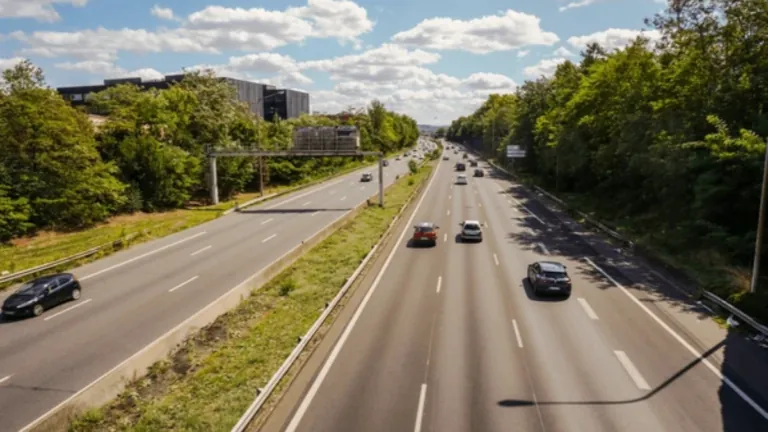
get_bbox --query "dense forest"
[447,0,768,315]
[0,62,419,242]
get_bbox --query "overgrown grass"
[68,163,433,432]
[1,153,402,282]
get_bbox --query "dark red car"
[412,222,439,246]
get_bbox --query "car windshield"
[15,281,47,295]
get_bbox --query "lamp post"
[749,138,768,293]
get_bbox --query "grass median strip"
[69,164,434,432]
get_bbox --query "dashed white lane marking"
[190,245,212,256]
[311,211,320,217]
[614,350,651,390]
[443,233,447,242]
[43,298,93,321]
[80,231,207,281]
[446,210,450,216]
[168,276,199,293]
[261,218,274,225]
[586,257,768,419]
[512,319,524,348]
[414,384,428,432]
[302,201,311,207]
[493,253,499,266]
[436,276,442,293]
[340,196,347,201]
[0,375,11,385]
[262,234,277,243]
[577,298,599,320]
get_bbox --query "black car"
[470,160,478,167]
[2,273,82,318]
[361,173,374,182]
[455,162,466,171]
[527,261,572,297]
[474,169,484,177]
[382,160,390,167]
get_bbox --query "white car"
[459,220,483,242]
[455,174,468,185]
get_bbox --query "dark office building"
[263,89,311,121]
[57,75,309,120]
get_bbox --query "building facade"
[57,75,310,120]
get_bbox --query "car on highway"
[412,222,440,246]
[2,273,82,318]
[458,220,483,242]
[463,153,469,159]
[361,172,373,182]
[382,160,389,167]
[474,168,484,177]
[396,156,402,160]
[455,162,466,171]
[527,261,572,297]
[455,174,468,185]
[443,156,450,160]
[470,160,478,167]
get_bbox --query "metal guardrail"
[485,159,768,336]
[0,233,139,285]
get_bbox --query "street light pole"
[749,138,768,293]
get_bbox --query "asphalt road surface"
[0,142,430,431]
[261,143,768,432]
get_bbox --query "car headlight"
[17,298,40,309]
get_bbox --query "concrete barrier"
[24,164,430,432]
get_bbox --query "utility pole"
[378,153,384,207]
[259,156,264,196]
[750,138,768,293]
[209,155,219,205]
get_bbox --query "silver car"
[459,220,483,242]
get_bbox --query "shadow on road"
[521,277,569,302]
[406,239,437,248]
[239,208,351,215]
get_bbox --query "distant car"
[527,261,572,297]
[412,222,439,246]
[455,174,468,185]
[463,153,469,159]
[2,273,82,318]
[455,162,466,171]
[361,173,373,182]
[470,160,478,167]
[474,169,484,177]
[443,156,450,160]
[396,156,402,160]
[459,220,483,242]
[382,160,389,167]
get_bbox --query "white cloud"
[54,60,163,80]
[517,50,530,58]
[567,28,662,52]
[0,57,26,70]
[559,0,597,12]
[523,57,568,78]
[187,52,313,88]
[150,5,177,21]
[553,46,575,57]
[0,0,88,22]
[11,0,374,60]
[391,10,559,54]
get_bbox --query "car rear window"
[543,271,567,278]
[416,226,434,232]
[464,223,480,230]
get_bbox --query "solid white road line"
[262,234,277,243]
[340,196,347,201]
[285,156,442,432]
[302,201,311,207]
[577,298,599,320]
[80,231,207,281]
[0,375,10,385]
[493,253,499,266]
[524,206,545,224]
[443,233,447,243]
[512,319,524,348]
[585,257,768,419]
[614,350,651,391]
[190,245,212,256]
[537,243,550,255]
[311,211,320,217]
[168,276,199,293]
[261,218,274,225]
[43,298,93,321]
[414,383,428,432]
[436,276,442,293]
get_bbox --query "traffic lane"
[424,177,542,432]
[475,177,673,432]
[0,167,408,430]
[284,160,449,432]
[476,173,768,431]
[482,166,768,429]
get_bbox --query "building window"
[71,93,83,101]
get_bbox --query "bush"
[408,160,419,174]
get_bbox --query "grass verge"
[68,162,434,432]
[0,152,405,287]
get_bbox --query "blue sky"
[0,0,665,124]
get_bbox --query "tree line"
[0,62,419,242]
[447,0,768,311]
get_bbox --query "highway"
[261,143,768,432]
[0,141,430,431]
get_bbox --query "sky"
[0,0,666,124]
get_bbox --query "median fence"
[484,159,768,339]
